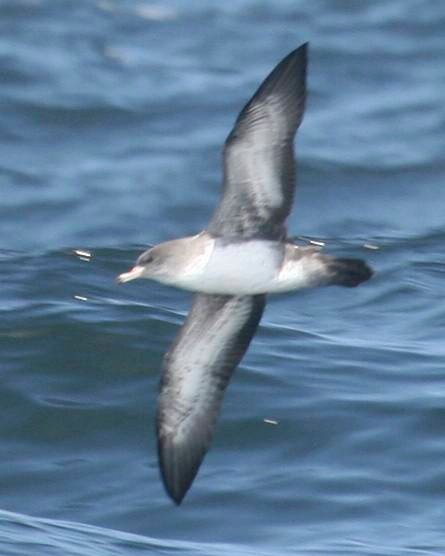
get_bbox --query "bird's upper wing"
[207,43,307,241]
[157,293,266,504]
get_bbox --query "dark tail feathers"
[328,258,373,287]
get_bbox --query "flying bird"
[118,43,373,504]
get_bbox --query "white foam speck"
[135,5,177,21]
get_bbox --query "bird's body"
[118,231,370,295]
[118,43,373,504]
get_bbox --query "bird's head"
[117,234,211,287]
[117,245,170,284]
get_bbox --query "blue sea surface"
[1,1,445,554]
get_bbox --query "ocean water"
[1,0,445,554]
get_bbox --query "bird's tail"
[326,257,373,287]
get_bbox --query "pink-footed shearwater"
[118,43,373,504]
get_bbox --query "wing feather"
[157,293,266,504]
[208,43,307,240]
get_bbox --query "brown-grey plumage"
[208,43,307,241]
[157,294,265,504]
[147,43,372,504]
[157,45,308,504]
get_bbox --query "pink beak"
[117,265,144,284]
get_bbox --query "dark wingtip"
[166,482,186,506]
[294,41,308,58]
[157,438,190,505]
[158,469,187,506]
[285,42,308,70]
[157,429,207,505]
[329,258,374,287]
[159,466,187,505]
[276,41,308,79]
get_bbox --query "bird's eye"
[137,253,153,265]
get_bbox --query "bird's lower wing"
[157,293,266,504]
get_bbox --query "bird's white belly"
[178,240,283,295]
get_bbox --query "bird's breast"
[180,238,284,295]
